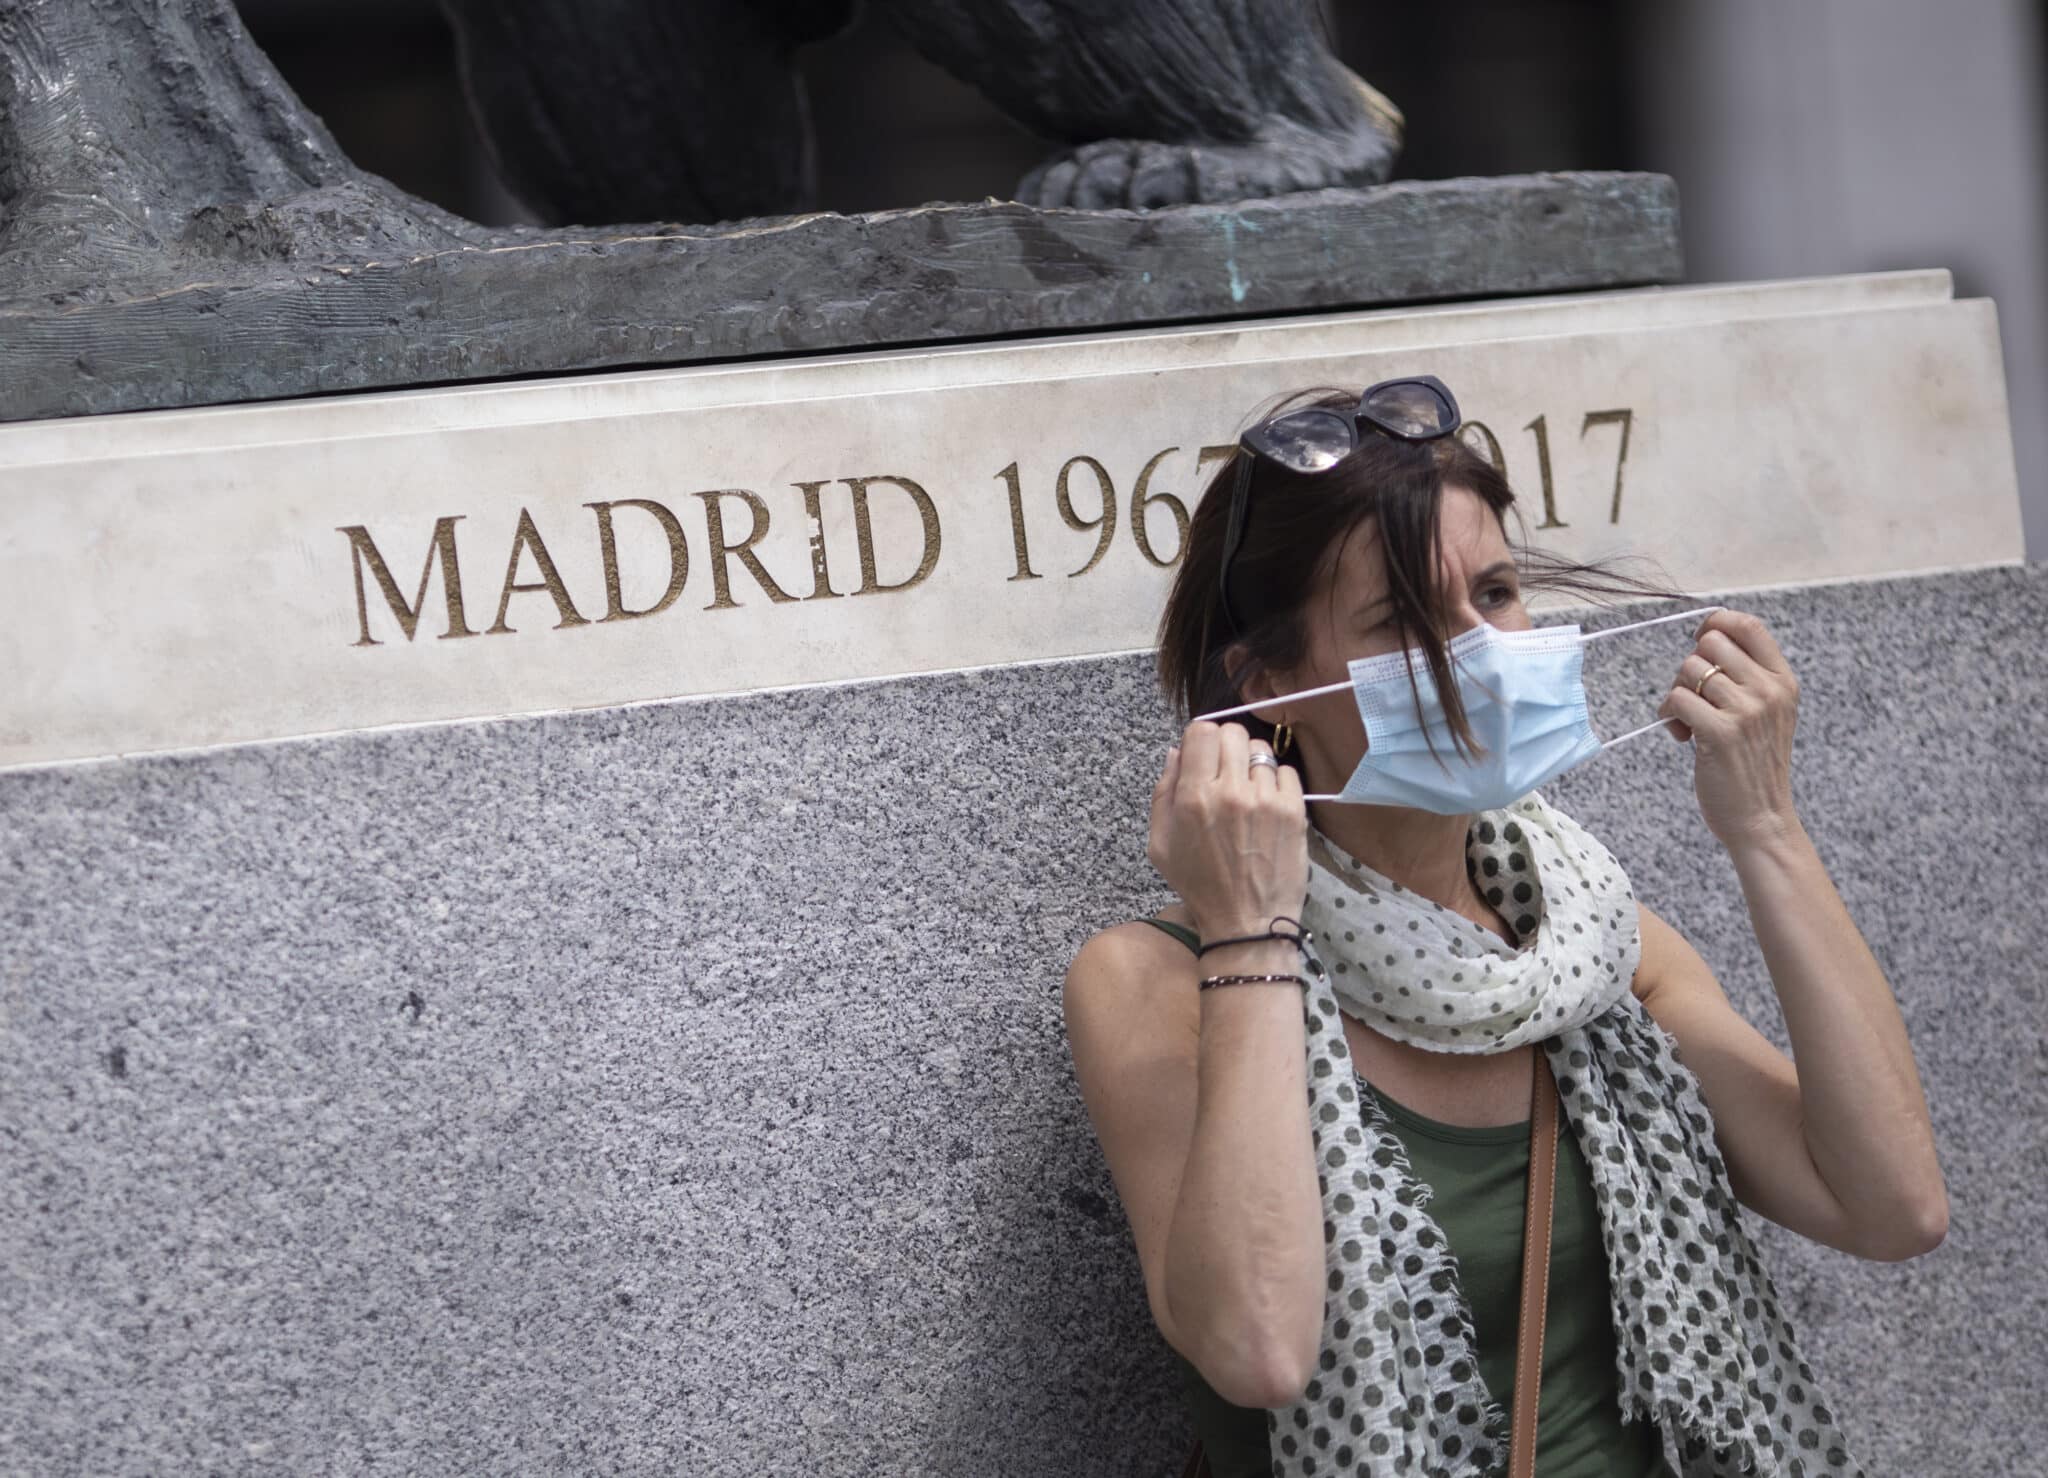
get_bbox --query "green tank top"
[1137,917,1676,1478]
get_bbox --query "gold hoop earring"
[1272,721,1293,758]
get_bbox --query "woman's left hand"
[1657,608,1802,850]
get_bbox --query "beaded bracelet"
[1197,971,1309,992]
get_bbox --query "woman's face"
[1261,482,1532,767]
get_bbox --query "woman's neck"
[1308,800,1487,915]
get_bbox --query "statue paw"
[1013,116,1398,211]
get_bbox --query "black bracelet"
[1196,915,1312,958]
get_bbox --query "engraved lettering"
[844,475,941,596]
[487,507,592,634]
[994,461,1041,582]
[694,489,798,609]
[795,481,845,600]
[585,499,688,623]
[1056,455,1117,576]
[1130,446,1191,568]
[1522,413,1566,529]
[1580,409,1634,524]
[337,516,477,646]
[1458,421,1507,476]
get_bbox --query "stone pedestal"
[0,268,2035,1476]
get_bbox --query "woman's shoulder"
[1063,905,1204,1045]
[1064,902,1201,987]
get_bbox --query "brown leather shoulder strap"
[1508,1045,1561,1478]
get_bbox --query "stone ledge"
[5,272,2022,770]
[0,171,1680,423]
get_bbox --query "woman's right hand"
[1147,720,1309,940]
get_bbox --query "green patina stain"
[1219,213,1264,305]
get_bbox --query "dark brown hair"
[1156,386,1694,781]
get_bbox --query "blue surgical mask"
[1195,605,1724,813]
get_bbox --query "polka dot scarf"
[1267,788,1868,1478]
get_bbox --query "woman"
[1061,379,1948,1478]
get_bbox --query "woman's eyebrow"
[1353,562,1517,619]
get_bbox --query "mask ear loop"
[1191,683,1363,802]
[1193,677,1355,725]
[1578,605,1726,748]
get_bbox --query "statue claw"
[1014,113,1400,212]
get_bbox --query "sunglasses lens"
[1362,381,1456,437]
[1251,408,1356,472]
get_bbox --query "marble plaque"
[0,270,2022,769]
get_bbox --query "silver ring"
[1248,752,1280,773]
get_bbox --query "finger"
[1215,721,1251,792]
[1701,608,1792,676]
[1663,681,1724,733]
[1691,628,1766,691]
[1654,690,1695,743]
[1246,737,1278,789]
[1180,720,1221,788]
[1149,742,1182,852]
[1274,756,1306,809]
[1695,605,1794,679]
[1681,651,1748,709]
[1151,741,1182,809]
[1691,606,1727,640]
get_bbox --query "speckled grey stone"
[1,562,2040,1475]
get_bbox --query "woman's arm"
[1076,719,1326,1407]
[1064,924,1326,1407]
[1635,882,1946,1262]
[1727,819,1948,1249]
[1166,934,1327,1403]
[1650,608,1948,1260]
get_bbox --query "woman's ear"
[1218,642,1252,705]
[1222,643,1282,708]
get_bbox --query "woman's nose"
[1444,601,1492,640]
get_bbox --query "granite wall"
[2,562,2040,1475]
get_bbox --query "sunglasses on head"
[1216,375,1463,641]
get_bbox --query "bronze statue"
[436,0,1404,224]
[0,0,1674,422]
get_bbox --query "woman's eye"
[1488,585,1517,605]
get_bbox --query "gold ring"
[1692,662,1726,698]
